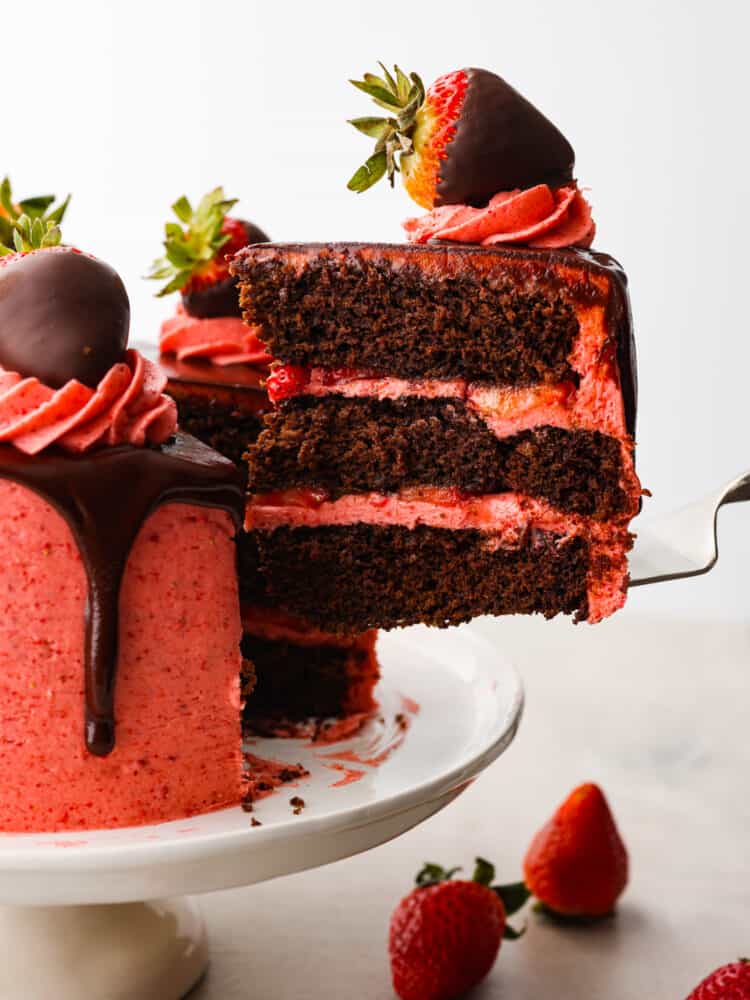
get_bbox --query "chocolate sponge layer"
[235,248,579,384]
[243,523,590,631]
[241,636,376,723]
[247,396,630,519]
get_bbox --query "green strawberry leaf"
[348,116,392,139]
[493,881,531,917]
[378,62,398,94]
[147,185,238,296]
[18,194,55,217]
[415,863,462,888]
[472,857,496,887]
[394,65,411,103]
[347,64,427,194]
[171,196,193,223]
[0,179,69,250]
[349,79,402,111]
[347,151,388,193]
[0,178,14,215]
[45,193,71,226]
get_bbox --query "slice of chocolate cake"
[232,241,641,628]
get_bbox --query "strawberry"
[685,958,750,999]
[347,64,574,209]
[148,187,269,318]
[0,176,69,255]
[389,858,528,1000]
[523,782,628,919]
[265,364,310,403]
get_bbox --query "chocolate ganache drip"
[0,433,243,756]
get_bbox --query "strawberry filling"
[403,183,595,248]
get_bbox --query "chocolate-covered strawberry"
[0,176,70,252]
[347,64,574,208]
[0,212,129,387]
[148,187,268,318]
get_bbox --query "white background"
[4,4,749,996]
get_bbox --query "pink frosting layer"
[0,349,177,456]
[247,490,632,624]
[403,184,595,248]
[0,485,243,831]
[160,305,272,367]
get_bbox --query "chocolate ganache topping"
[0,248,243,756]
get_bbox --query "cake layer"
[169,383,266,485]
[248,396,632,519]
[246,488,632,624]
[241,619,379,724]
[231,243,636,435]
[244,523,595,630]
[0,484,242,832]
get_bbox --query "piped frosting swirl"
[0,349,177,455]
[404,183,594,248]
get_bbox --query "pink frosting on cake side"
[0,482,243,832]
[403,184,595,248]
[160,306,272,367]
[0,349,177,456]
[247,489,632,624]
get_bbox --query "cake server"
[629,469,750,586]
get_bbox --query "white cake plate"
[0,625,522,1000]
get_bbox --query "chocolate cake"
[232,241,641,628]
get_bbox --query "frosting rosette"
[403,183,594,248]
[160,304,271,367]
[0,349,177,455]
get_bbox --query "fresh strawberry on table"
[347,63,573,208]
[147,186,269,317]
[523,782,628,920]
[388,857,529,1000]
[684,958,750,1000]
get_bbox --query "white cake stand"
[0,624,522,1000]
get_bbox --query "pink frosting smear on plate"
[0,349,176,455]
[160,305,272,367]
[403,183,595,248]
[0,487,243,831]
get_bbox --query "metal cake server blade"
[629,469,750,586]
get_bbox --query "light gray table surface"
[193,526,750,999]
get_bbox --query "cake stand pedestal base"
[0,898,208,1000]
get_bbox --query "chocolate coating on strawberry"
[181,219,269,318]
[435,69,574,207]
[0,247,129,388]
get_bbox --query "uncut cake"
[148,189,380,729]
[232,65,642,631]
[0,222,245,832]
